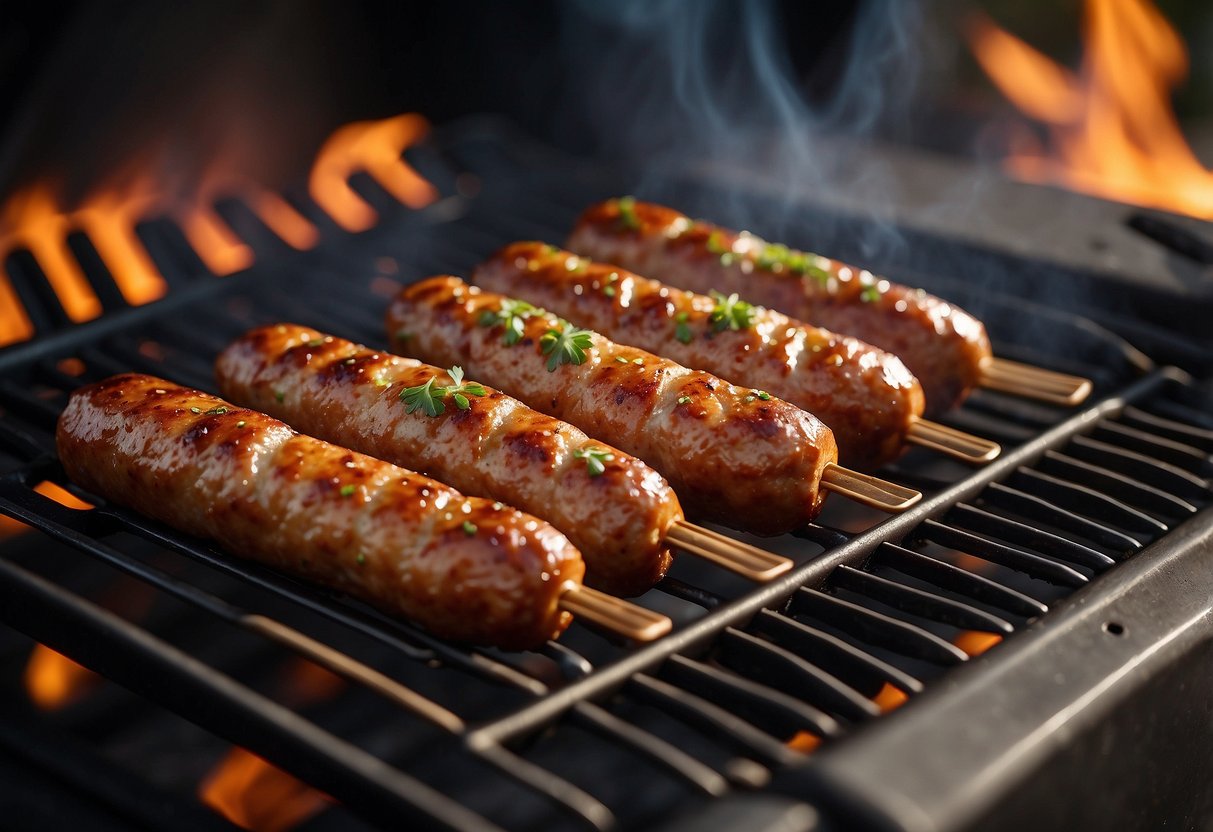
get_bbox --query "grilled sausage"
[216,324,680,596]
[567,199,993,415]
[475,242,925,469]
[56,373,584,649]
[386,277,838,535]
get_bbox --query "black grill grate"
[0,121,1210,830]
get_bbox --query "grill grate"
[0,121,1210,830]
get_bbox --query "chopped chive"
[461,520,477,536]
[340,484,356,497]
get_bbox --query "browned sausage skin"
[216,324,680,596]
[475,242,925,469]
[567,199,993,415]
[56,373,583,649]
[386,276,838,535]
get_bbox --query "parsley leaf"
[573,446,615,477]
[478,298,539,345]
[674,311,693,344]
[617,196,640,231]
[400,376,444,417]
[399,366,487,417]
[540,324,594,372]
[708,291,755,333]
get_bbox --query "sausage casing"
[216,324,680,596]
[56,374,584,649]
[475,242,925,469]
[387,276,838,535]
[567,199,993,414]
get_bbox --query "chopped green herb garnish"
[632,358,643,366]
[274,390,285,403]
[540,325,594,372]
[573,446,615,477]
[745,395,756,403]
[340,484,356,497]
[674,311,693,344]
[603,285,616,298]
[307,337,324,347]
[461,520,478,536]
[189,406,201,414]
[399,366,487,417]
[706,231,729,255]
[478,298,540,346]
[373,376,391,387]
[708,291,755,333]
[602,272,619,298]
[399,377,442,417]
[356,552,366,565]
[617,196,640,231]
[860,283,883,303]
[805,264,832,286]
[615,356,629,364]
[205,406,228,415]
[566,256,589,273]
[755,390,772,401]
[343,357,356,365]
[236,420,246,428]
[677,395,691,405]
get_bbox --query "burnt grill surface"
[0,120,1210,831]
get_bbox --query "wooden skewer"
[559,584,672,642]
[979,357,1092,406]
[906,417,1001,464]
[665,520,794,582]
[821,464,922,512]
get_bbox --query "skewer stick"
[559,585,672,642]
[666,520,794,581]
[821,464,922,512]
[979,357,1092,406]
[906,417,1001,464]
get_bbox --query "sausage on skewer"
[568,199,1091,414]
[57,374,670,649]
[386,277,919,536]
[474,242,999,469]
[217,325,792,595]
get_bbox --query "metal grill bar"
[1065,434,1211,501]
[0,555,503,832]
[789,590,968,666]
[980,483,1142,553]
[945,504,1114,571]
[918,520,1091,586]
[748,610,924,696]
[870,543,1046,619]
[717,629,880,722]
[831,565,1014,635]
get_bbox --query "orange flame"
[24,644,99,710]
[1,480,94,539]
[954,630,1003,657]
[309,112,439,232]
[199,748,333,832]
[969,0,1213,218]
[0,112,435,348]
[200,659,343,830]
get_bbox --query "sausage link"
[387,277,838,535]
[216,324,679,596]
[475,242,925,469]
[56,373,583,649]
[567,199,993,415]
